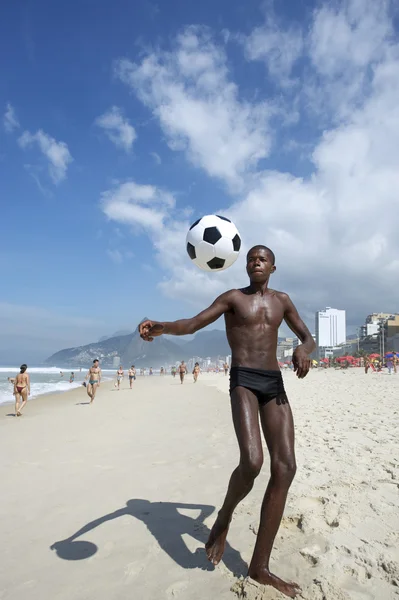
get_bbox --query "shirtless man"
[14,364,30,416]
[223,362,229,376]
[139,246,315,598]
[128,365,136,389]
[178,361,187,384]
[85,359,101,403]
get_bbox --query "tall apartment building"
[315,308,346,348]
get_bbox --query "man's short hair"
[93,359,99,363]
[247,245,275,265]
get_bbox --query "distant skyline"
[1,0,399,362]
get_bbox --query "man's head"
[246,245,276,283]
[93,359,99,366]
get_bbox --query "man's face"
[246,248,275,282]
[94,361,99,367]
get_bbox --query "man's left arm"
[282,293,316,379]
[98,369,102,385]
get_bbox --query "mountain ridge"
[45,324,231,368]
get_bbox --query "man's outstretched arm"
[282,293,315,378]
[139,291,233,340]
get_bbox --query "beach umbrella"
[385,353,395,358]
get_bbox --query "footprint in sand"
[165,580,189,598]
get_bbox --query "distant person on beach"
[116,366,124,390]
[160,367,164,375]
[393,352,398,374]
[223,362,229,376]
[171,366,176,378]
[69,372,75,383]
[139,245,314,598]
[193,362,200,382]
[8,377,15,385]
[60,371,64,377]
[364,356,370,374]
[85,359,101,403]
[178,361,187,384]
[128,365,136,388]
[149,367,153,376]
[14,364,30,417]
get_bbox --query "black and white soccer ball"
[186,215,241,272]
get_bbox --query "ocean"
[0,366,114,406]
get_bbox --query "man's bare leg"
[248,396,299,598]
[206,388,263,565]
[87,384,93,403]
[90,384,98,403]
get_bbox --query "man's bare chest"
[229,293,284,326]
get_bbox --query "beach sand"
[0,370,398,600]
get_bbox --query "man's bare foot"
[248,568,301,598]
[205,514,230,565]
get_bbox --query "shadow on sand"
[50,499,247,576]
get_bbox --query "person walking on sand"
[69,372,75,383]
[85,359,101,403]
[128,365,136,388]
[116,366,124,390]
[178,361,187,384]
[14,364,30,416]
[223,362,229,376]
[171,366,177,378]
[139,245,315,598]
[364,355,370,374]
[193,362,200,382]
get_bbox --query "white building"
[315,308,346,348]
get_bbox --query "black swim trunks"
[229,367,288,405]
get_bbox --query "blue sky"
[1,0,399,363]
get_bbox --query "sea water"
[0,367,114,406]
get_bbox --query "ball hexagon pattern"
[186,215,241,271]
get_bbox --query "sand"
[0,369,398,600]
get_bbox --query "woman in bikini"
[14,364,30,416]
[116,366,124,390]
[193,362,201,383]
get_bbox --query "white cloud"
[115,26,274,188]
[18,129,73,184]
[101,180,175,233]
[150,151,162,165]
[106,1,399,328]
[95,106,136,152]
[241,12,303,83]
[4,103,20,133]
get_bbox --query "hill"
[45,324,230,367]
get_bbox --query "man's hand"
[292,346,311,379]
[139,320,164,342]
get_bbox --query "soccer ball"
[186,215,241,272]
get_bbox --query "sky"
[1,0,399,363]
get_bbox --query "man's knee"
[240,451,263,481]
[270,456,297,485]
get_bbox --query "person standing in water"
[14,364,30,416]
[85,359,101,403]
[139,245,314,598]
